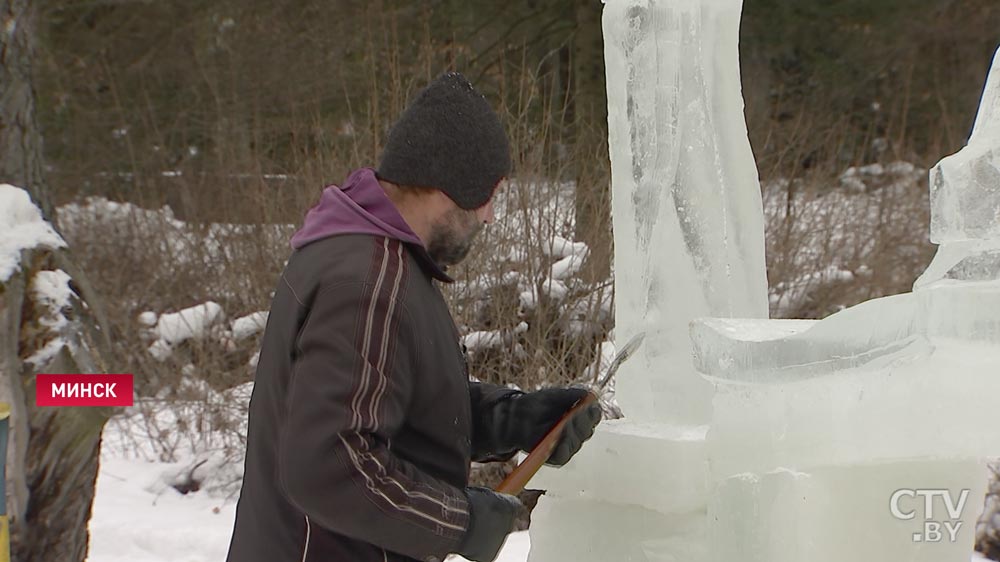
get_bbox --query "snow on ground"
[87,418,531,562]
[152,302,225,346]
[230,311,268,341]
[87,455,238,562]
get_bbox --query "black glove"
[508,387,602,466]
[457,487,522,562]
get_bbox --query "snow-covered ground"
[86,421,531,562]
[87,455,238,562]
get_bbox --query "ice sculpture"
[529,0,1000,559]
[605,0,769,424]
[930,47,1000,244]
[528,0,767,559]
[918,47,1000,296]
[694,45,1000,562]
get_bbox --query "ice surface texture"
[528,496,707,562]
[531,420,709,515]
[711,461,987,562]
[604,0,768,424]
[930,46,1000,243]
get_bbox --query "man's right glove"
[457,487,522,562]
[474,387,601,466]
[508,387,602,466]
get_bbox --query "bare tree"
[571,0,611,279]
[1,1,113,560]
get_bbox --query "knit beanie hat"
[376,72,511,210]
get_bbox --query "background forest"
[29,0,1000,388]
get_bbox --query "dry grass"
[764,160,935,319]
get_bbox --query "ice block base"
[709,459,989,562]
[531,420,709,515]
[528,496,707,562]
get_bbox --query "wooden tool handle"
[495,392,598,495]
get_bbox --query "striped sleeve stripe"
[349,238,395,430]
[350,433,465,514]
[370,241,405,431]
[352,238,403,431]
[339,433,466,533]
[341,238,467,534]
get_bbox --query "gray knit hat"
[376,72,511,210]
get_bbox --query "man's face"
[425,206,483,266]
[425,195,495,266]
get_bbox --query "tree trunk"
[1,2,113,560]
[1,0,54,221]
[0,245,113,562]
[571,0,611,280]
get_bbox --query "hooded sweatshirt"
[289,167,452,282]
[226,168,515,562]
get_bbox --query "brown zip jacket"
[226,232,517,562]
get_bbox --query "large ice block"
[695,308,1000,560]
[710,461,988,562]
[528,1,765,558]
[917,281,1000,343]
[531,420,709,515]
[930,46,1000,243]
[914,240,1000,289]
[691,293,926,382]
[604,0,768,424]
[704,337,1000,477]
[528,496,707,562]
[694,74,1000,552]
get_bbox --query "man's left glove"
[487,387,602,466]
[457,487,522,562]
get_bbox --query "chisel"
[496,332,646,495]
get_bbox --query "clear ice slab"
[528,497,707,562]
[604,0,769,424]
[531,421,708,515]
[528,0,767,558]
[703,336,1000,477]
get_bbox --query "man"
[226,72,602,562]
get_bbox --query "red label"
[35,374,134,407]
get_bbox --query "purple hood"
[290,168,452,282]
